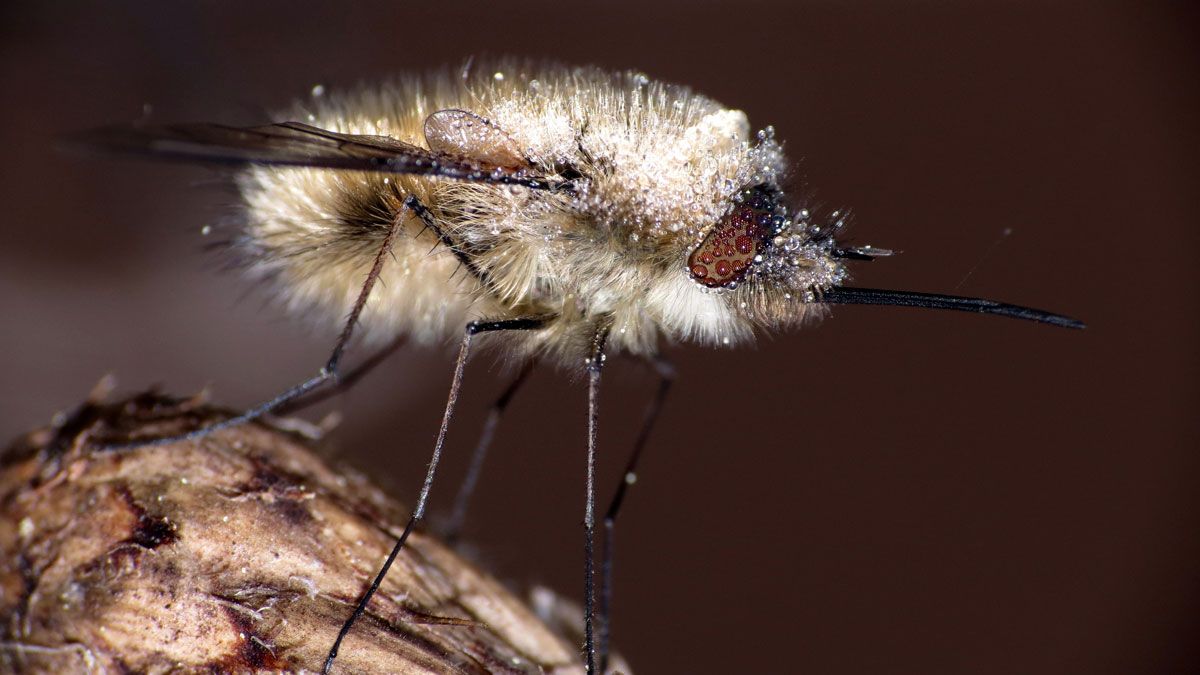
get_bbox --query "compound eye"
[687,203,766,288]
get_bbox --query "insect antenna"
[819,287,1085,329]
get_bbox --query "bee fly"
[72,59,1083,674]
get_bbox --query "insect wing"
[70,121,557,189]
[423,109,531,169]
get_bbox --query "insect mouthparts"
[61,60,1083,675]
[819,286,1086,329]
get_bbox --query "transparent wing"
[69,121,560,190]
[423,109,530,169]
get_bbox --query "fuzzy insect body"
[72,59,1082,675]
[236,62,845,365]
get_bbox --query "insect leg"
[323,316,548,674]
[101,199,416,450]
[583,323,612,675]
[276,335,407,414]
[598,355,676,673]
[444,360,536,544]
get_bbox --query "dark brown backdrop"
[1,2,1196,673]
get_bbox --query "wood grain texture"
[0,391,623,674]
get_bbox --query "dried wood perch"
[0,390,628,674]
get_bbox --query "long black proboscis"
[820,286,1085,329]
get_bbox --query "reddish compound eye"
[688,202,768,288]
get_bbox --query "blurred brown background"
[1,2,1196,673]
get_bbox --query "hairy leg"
[102,197,428,450]
[322,317,548,674]
[582,324,612,675]
[444,360,535,544]
[276,336,407,415]
[598,355,676,672]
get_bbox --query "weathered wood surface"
[0,391,620,674]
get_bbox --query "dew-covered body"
[74,59,1081,675]
[237,61,847,365]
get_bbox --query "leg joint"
[585,357,605,375]
[651,355,677,381]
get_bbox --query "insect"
[73,59,1083,674]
